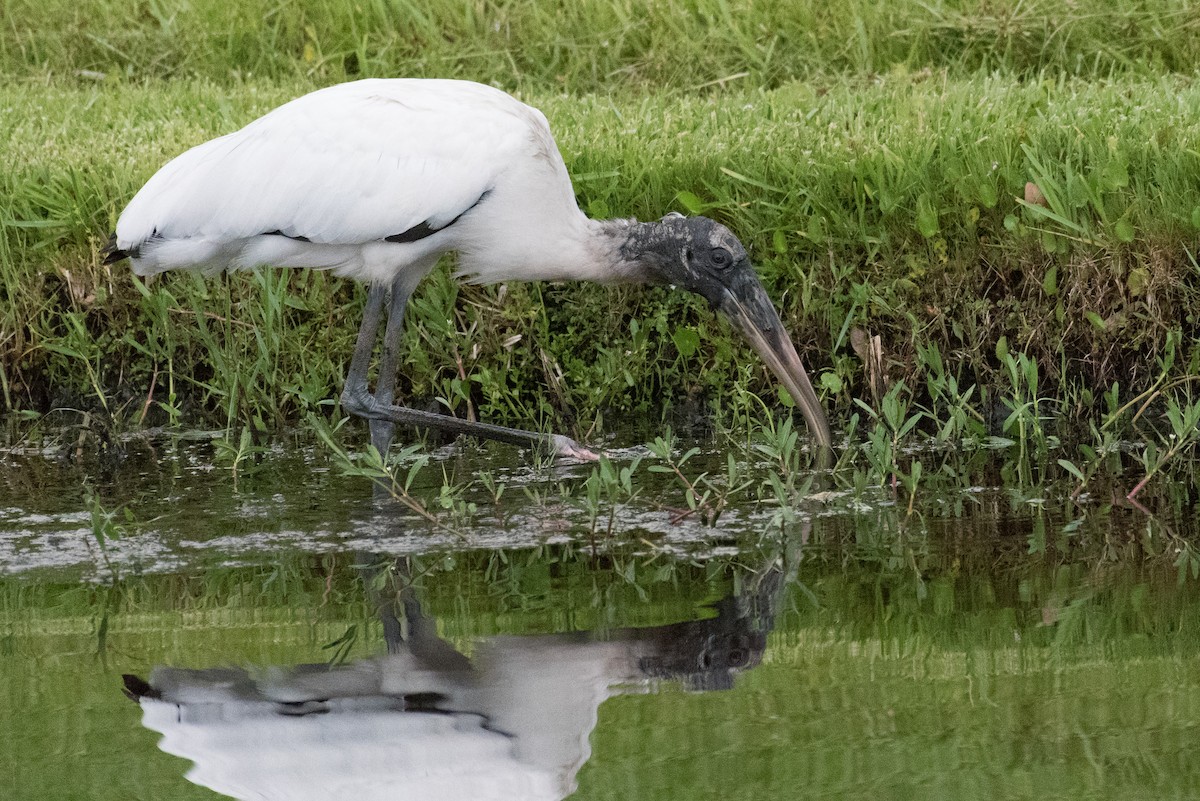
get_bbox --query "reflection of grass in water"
[4,548,1200,800]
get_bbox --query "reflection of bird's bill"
[719,287,833,452]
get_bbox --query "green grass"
[4,0,1200,88]
[2,74,1199,442]
[2,0,1199,456]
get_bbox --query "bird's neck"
[455,216,662,286]
[454,212,649,286]
[584,218,666,285]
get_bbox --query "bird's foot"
[344,388,600,460]
[550,434,600,462]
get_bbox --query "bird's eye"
[710,247,732,269]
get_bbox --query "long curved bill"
[717,278,833,454]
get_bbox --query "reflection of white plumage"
[123,569,778,801]
[130,639,634,801]
[107,79,831,458]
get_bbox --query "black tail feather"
[101,233,128,265]
[121,673,160,702]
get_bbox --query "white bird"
[104,79,832,459]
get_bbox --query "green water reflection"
[1,438,1199,800]
[3,540,1200,799]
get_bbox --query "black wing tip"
[384,189,491,244]
[101,233,129,265]
[265,229,313,243]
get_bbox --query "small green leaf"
[1101,160,1129,190]
[772,229,788,255]
[671,326,700,358]
[1114,218,1135,243]
[587,198,611,219]
[976,181,998,208]
[1042,264,1058,296]
[1040,230,1059,253]
[916,193,940,238]
[676,191,704,214]
[805,215,826,244]
[995,335,1009,365]
[819,372,843,393]
[1056,458,1086,482]
[1126,266,1149,296]
[1085,311,1108,331]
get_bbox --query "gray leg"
[340,274,599,461]
[344,283,387,394]
[358,553,472,671]
[368,276,412,454]
[341,283,392,454]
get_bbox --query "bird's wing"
[115,80,547,251]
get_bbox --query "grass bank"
[4,0,1200,88]
[2,73,1199,443]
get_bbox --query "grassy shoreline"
[2,74,1198,440]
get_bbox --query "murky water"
[2,431,1199,800]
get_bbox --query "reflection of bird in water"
[103,79,832,460]
[122,551,794,801]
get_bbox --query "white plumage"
[116,79,613,287]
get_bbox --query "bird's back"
[113,79,592,286]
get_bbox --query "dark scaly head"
[620,213,832,451]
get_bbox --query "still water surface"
[1,433,1198,800]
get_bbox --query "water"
[2,431,1199,800]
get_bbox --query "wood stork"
[104,79,832,459]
